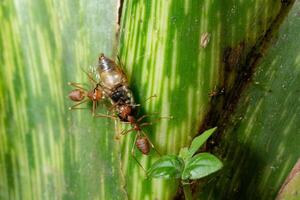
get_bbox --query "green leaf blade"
[0,0,126,199]
[182,153,223,180]
[187,127,217,159]
[147,155,184,179]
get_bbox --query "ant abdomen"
[98,54,127,91]
[136,136,150,155]
[98,53,117,71]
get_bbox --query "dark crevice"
[113,0,125,57]
[174,1,295,199]
[117,0,124,26]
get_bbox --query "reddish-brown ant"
[116,101,174,171]
[208,86,225,97]
[68,72,116,119]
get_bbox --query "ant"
[208,86,225,97]
[68,72,116,119]
[116,100,169,171]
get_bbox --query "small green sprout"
[147,127,223,199]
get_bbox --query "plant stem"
[182,183,193,200]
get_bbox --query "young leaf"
[179,147,190,160]
[187,127,217,159]
[147,155,184,179]
[182,153,223,180]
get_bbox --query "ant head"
[133,123,141,131]
[68,89,85,101]
[118,104,135,121]
[99,53,105,61]
[87,88,103,101]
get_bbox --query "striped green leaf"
[0,0,126,199]
[118,0,288,199]
[1,0,298,199]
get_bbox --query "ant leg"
[137,113,160,122]
[131,134,146,172]
[91,97,116,120]
[138,115,173,128]
[143,94,157,103]
[119,121,131,125]
[139,122,153,127]
[140,130,161,156]
[108,101,119,112]
[139,115,173,124]
[134,95,156,113]
[69,99,89,110]
[68,82,86,90]
[93,113,117,120]
[137,110,173,123]
[92,101,98,115]
[137,115,148,123]
[120,128,135,135]
[82,70,98,84]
